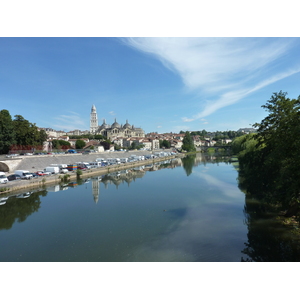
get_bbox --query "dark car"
[29,173,39,178]
[7,174,22,181]
[77,166,87,170]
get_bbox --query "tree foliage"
[75,139,86,149]
[0,110,47,154]
[160,139,171,149]
[237,91,300,210]
[0,110,16,154]
[52,139,71,149]
[181,132,196,152]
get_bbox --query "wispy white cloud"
[123,37,300,120]
[53,112,87,131]
[109,111,115,116]
[182,117,194,122]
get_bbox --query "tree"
[13,115,46,148]
[237,91,300,210]
[100,141,111,150]
[130,142,137,150]
[181,132,196,152]
[0,110,16,154]
[37,129,48,145]
[52,139,71,149]
[75,139,86,149]
[160,139,171,148]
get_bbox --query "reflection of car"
[7,174,22,181]
[0,197,8,205]
[16,192,32,198]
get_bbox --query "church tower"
[90,104,98,133]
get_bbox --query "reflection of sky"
[127,164,247,262]
[194,171,242,199]
[0,161,248,262]
[127,203,247,262]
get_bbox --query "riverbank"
[0,153,185,196]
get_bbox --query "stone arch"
[0,162,9,172]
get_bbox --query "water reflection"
[0,190,47,230]
[5,154,296,261]
[241,195,300,262]
[181,154,196,176]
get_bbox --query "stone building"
[89,105,145,139]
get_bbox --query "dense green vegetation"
[75,139,86,149]
[233,91,300,213]
[0,110,47,154]
[159,139,171,149]
[182,129,245,140]
[181,131,196,152]
[69,134,104,140]
[51,139,71,149]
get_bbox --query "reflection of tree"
[241,194,300,262]
[181,154,196,176]
[0,190,47,230]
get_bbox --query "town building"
[89,105,145,139]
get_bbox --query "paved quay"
[6,150,162,174]
[0,150,181,195]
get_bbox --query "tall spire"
[90,104,98,133]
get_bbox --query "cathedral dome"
[99,119,109,129]
[111,118,121,128]
[123,119,131,129]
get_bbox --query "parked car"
[0,172,8,184]
[14,170,33,180]
[78,166,87,170]
[36,171,48,176]
[44,166,60,174]
[29,173,39,178]
[66,149,77,154]
[7,174,22,181]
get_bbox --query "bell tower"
[90,104,98,133]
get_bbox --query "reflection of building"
[101,169,147,189]
[89,105,145,139]
[91,177,100,203]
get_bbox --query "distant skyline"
[1,37,300,134]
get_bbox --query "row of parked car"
[0,152,177,184]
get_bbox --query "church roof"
[111,118,121,128]
[123,119,131,129]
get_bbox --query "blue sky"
[1,37,300,134]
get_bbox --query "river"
[1,153,299,262]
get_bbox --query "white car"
[0,172,8,184]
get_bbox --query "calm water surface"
[1,154,299,262]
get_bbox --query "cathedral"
[90,105,145,139]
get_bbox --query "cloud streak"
[124,37,300,120]
[53,112,87,131]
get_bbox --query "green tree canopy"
[13,115,47,147]
[75,139,86,149]
[0,110,16,154]
[0,111,47,154]
[160,139,171,149]
[237,91,300,210]
[181,132,196,152]
[52,139,71,149]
